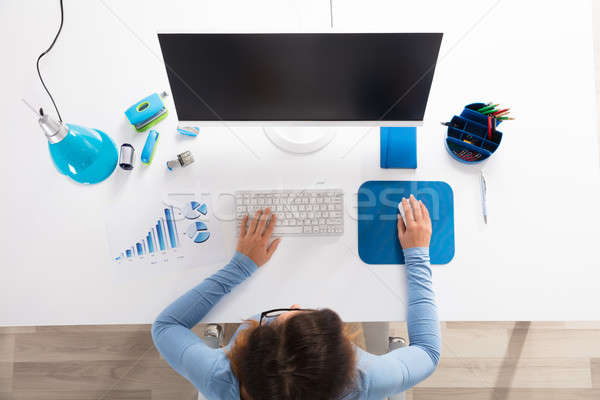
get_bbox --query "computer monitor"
[158,32,443,153]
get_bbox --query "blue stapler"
[141,130,159,165]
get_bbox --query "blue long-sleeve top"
[152,248,440,399]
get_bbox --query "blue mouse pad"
[358,181,455,265]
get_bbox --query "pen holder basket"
[445,102,503,164]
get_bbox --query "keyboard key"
[273,226,303,234]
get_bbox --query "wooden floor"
[1,321,600,399]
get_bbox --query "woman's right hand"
[397,195,432,249]
[237,208,281,267]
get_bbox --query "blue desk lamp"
[24,102,118,184]
[28,0,118,184]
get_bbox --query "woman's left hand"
[236,208,281,267]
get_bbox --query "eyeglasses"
[259,308,315,326]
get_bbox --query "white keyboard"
[235,189,344,236]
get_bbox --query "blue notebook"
[357,181,455,265]
[380,127,417,169]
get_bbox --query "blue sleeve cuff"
[403,247,430,264]
[230,251,259,276]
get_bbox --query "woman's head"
[228,308,356,400]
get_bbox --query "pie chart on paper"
[185,221,211,244]
[183,201,208,219]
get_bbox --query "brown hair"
[227,309,357,400]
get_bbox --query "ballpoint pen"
[480,169,488,224]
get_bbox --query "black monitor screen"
[158,33,442,121]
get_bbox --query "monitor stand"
[263,127,336,154]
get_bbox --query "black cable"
[36,0,64,122]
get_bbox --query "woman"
[152,195,440,399]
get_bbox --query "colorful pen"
[483,108,499,115]
[492,108,510,116]
[477,104,498,113]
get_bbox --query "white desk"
[2,0,600,325]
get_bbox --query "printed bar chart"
[111,198,217,264]
[117,207,180,260]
